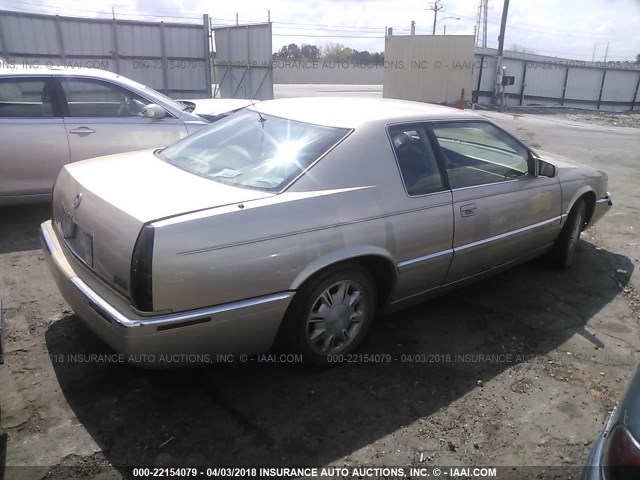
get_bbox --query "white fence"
[272,44,640,111]
[473,48,640,111]
[213,23,274,100]
[0,9,212,98]
[3,12,639,110]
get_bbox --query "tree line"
[273,42,384,64]
[274,43,640,65]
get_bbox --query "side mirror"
[538,159,556,178]
[143,104,166,119]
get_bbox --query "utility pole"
[591,43,596,62]
[427,0,445,35]
[496,0,510,110]
[497,0,510,57]
[603,42,609,63]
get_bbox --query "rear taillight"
[603,425,640,480]
[130,224,155,312]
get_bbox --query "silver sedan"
[0,67,253,205]
[40,97,612,367]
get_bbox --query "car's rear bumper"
[588,191,613,228]
[40,220,292,367]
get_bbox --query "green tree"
[349,50,372,63]
[322,43,353,61]
[300,44,320,61]
[370,52,384,64]
[273,44,302,61]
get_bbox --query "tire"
[546,199,586,269]
[278,266,377,368]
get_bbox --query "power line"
[3,1,633,41]
[1,0,202,20]
[447,7,638,41]
[1,1,635,60]
[426,0,446,35]
[273,20,386,31]
[274,33,385,39]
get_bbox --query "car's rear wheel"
[280,266,377,367]
[547,199,586,269]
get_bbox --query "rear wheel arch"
[274,254,397,366]
[290,251,397,308]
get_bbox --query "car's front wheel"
[547,199,586,269]
[280,266,377,367]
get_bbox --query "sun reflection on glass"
[269,140,305,166]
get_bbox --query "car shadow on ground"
[44,240,633,476]
[0,204,51,254]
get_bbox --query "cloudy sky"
[2,0,639,61]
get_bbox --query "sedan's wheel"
[280,267,376,367]
[306,279,367,355]
[546,199,586,269]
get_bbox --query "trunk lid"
[52,149,272,300]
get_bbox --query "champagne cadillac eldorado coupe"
[40,97,612,367]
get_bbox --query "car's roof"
[251,97,480,129]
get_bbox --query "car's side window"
[60,79,151,117]
[0,78,54,118]
[431,121,530,189]
[388,125,445,196]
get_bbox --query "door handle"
[69,127,96,135]
[460,203,477,217]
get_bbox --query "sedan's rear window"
[158,110,350,192]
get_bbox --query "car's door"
[429,121,562,285]
[0,76,69,198]
[386,124,454,302]
[57,77,188,162]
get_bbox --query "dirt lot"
[518,108,640,129]
[1,111,639,480]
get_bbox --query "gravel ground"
[1,111,639,480]
[556,111,640,129]
[497,107,640,129]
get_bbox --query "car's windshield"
[157,110,351,192]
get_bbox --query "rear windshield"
[158,110,350,192]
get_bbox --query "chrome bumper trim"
[456,215,562,252]
[41,221,292,332]
[69,276,292,330]
[597,191,612,206]
[41,224,56,255]
[397,248,453,269]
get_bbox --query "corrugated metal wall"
[473,47,640,111]
[383,35,475,103]
[213,23,274,100]
[0,9,212,98]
